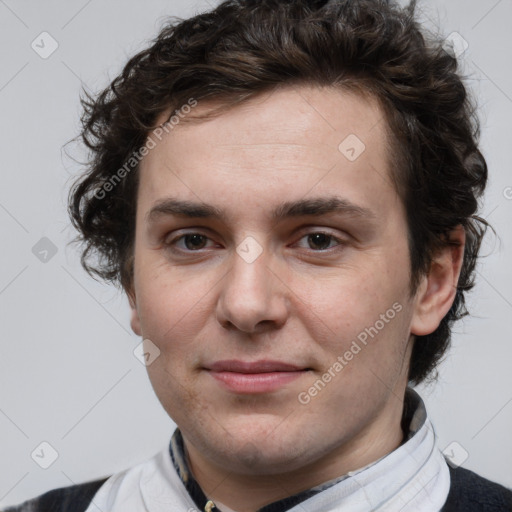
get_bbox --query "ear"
[127,287,142,336]
[410,225,466,336]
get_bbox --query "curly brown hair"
[69,0,491,384]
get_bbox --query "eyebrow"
[272,197,376,221]
[146,197,377,224]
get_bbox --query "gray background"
[0,0,511,507]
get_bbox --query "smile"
[205,360,310,394]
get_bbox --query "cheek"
[145,355,206,430]
[296,266,410,363]
[295,268,384,331]
[134,254,208,337]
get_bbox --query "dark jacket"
[3,465,512,511]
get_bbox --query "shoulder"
[442,465,512,512]
[2,477,109,512]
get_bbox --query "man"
[5,0,511,510]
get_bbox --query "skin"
[128,84,465,511]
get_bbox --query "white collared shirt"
[85,389,451,512]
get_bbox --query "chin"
[193,415,315,474]
[219,440,308,475]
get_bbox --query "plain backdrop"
[0,0,511,507]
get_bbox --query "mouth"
[205,360,311,394]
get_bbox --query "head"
[69,0,490,478]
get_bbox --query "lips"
[205,360,309,394]
[208,360,304,373]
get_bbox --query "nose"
[216,247,289,334]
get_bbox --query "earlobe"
[410,225,466,336]
[127,290,142,336]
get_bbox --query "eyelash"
[164,231,345,254]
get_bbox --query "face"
[129,85,433,476]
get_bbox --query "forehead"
[139,85,398,222]
[156,85,389,157]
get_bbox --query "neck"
[184,399,405,512]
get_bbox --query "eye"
[295,232,343,251]
[166,232,217,252]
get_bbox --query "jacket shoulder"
[2,477,110,512]
[442,465,512,511]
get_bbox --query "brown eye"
[182,234,208,250]
[306,233,336,250]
